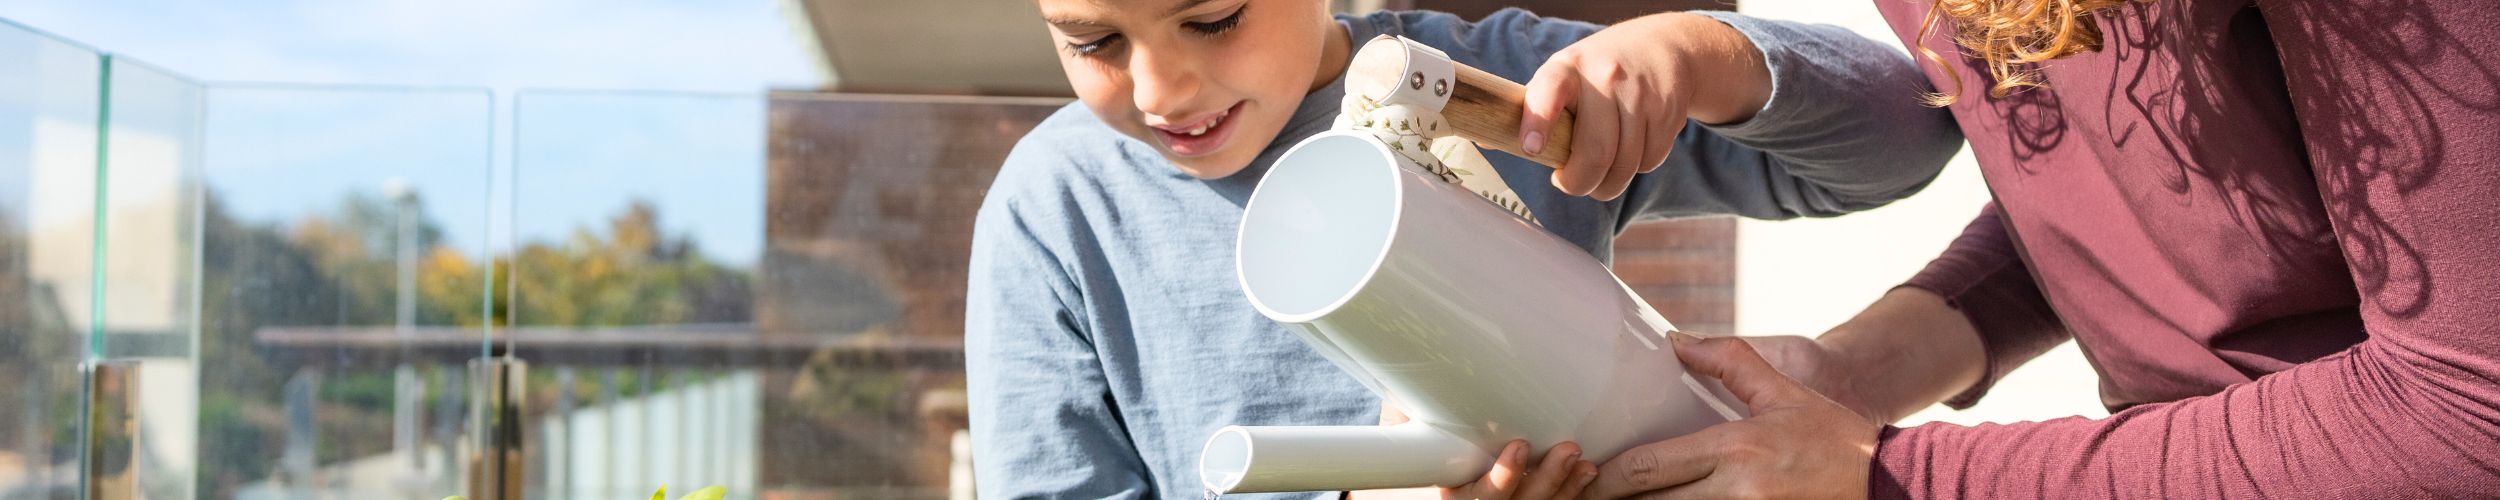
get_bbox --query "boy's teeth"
[1176,109,1226,137]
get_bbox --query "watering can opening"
[1199,427,1254,492]
[1237,131,1407,323]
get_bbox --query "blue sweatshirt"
[966,9,1961,499]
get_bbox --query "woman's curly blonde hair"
[1917,0,2141,106]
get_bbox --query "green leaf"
[677,486,729,500]
[651,485,667,500]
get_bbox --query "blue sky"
[5,0,817,90]
[5,0,818,266]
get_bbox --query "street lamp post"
[383,178,424,482]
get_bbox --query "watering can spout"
[1200,423,1489,494]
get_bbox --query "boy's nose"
[1129,46,1202,119]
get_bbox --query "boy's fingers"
[1671,334,1807,411]
[1521,58,1580,155]
[1596,84,1647,200]
[1475,439,1530,499]
[1556,79,1617,196]
[1380,400,1410,425]
[1512,442,1582,500]
[1553,461,1596,500]
[1638,100,1678,175]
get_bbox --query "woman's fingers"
[1670,332,1813,412]
[1580,431,1720,499]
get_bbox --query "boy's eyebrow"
[1165,0,1220,16]
[1044,0,1223,28]
[1045,16,1107,28]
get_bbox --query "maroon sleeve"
[1898,202,2070,409]
[1869,1,2500,497]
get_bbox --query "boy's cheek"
[1059,64,1151,141]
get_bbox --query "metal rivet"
[1433,79,1448,97]
[1410,72,1426,90]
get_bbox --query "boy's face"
[1039,0,1334,179]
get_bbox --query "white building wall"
[547,370,762,500]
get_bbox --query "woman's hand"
[1520,12,1770,201]
[1355,404,1597,500]
[1718,334,1882,425]
[1581,333,1879,499]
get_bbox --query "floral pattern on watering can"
[1335,95,1542,226]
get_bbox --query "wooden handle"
[1348,36,1574,168]
[1445,63,1574,169]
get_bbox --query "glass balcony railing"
[1,16,105,500]
[3,14,1071,500]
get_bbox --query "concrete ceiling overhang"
[783,0,1390,97]
[784,0,1076,97]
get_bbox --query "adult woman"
[1577,0,2500,497]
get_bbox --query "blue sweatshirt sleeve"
[1633,11,1964,222]
[964,153,1152,499]
[1370,9,1963,224]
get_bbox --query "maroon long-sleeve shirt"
[1867,0,2500,496]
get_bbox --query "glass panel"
[97,54,205,500]
[510,90,1062,499]
[509,90,767,499]
[197,84,494,499]
[0,18,101,499]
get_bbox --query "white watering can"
[1199,36,1748,494]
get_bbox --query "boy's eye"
[1184,6,1244,36]
[1067,34,1122,56]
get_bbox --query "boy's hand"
[1350,440,1596,500]
[1357,404,1597,500]
[1521,13,1769,201]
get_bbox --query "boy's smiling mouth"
[1148,101,1244,157]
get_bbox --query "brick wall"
[760,94,1066,497]
[1615,218,1737,333]
[761,94,1068,340]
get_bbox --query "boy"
[967,1,1961,497]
